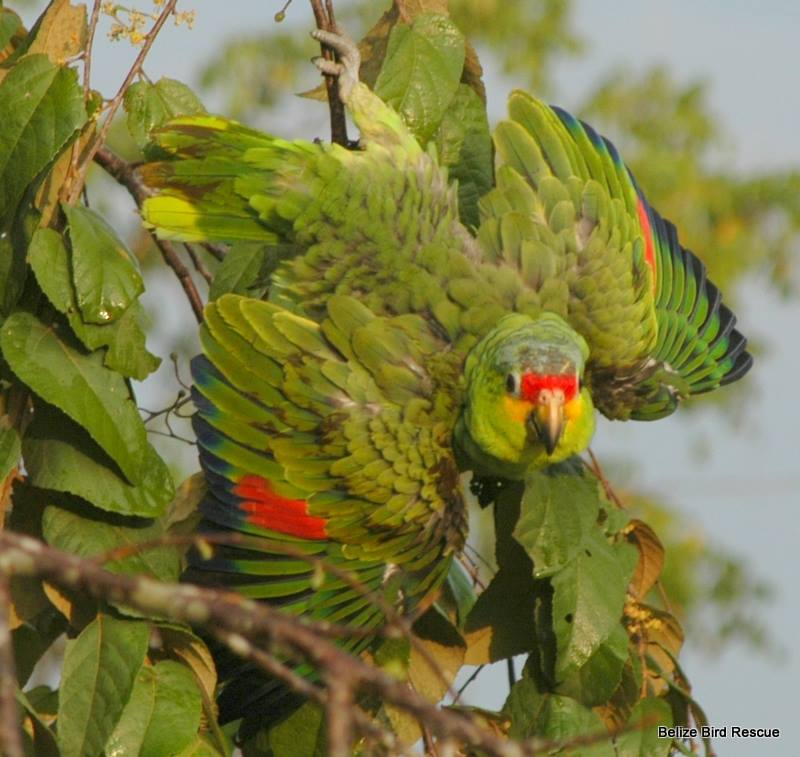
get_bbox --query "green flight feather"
[189,293,467,729]
[482,90,752,419]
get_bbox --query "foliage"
[0,1,780,756]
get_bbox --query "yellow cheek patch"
[565,395,583,421]
[502,395,534,425]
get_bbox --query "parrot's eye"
[505,373,518,394]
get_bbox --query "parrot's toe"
[312,56,342,77]
[310,27,360,101]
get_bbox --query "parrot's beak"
[530,392,565,455]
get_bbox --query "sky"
[17,1,800,754]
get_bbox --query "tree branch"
[94,146,205,322]
[82,0,103,101]
[67,0,180,204]
[325,664,355,757]
[0,530,529,757]
[0,574,22,757]
[309,0,349,146]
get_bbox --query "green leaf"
[27,227,75,313]
[98,303,161,380]
[551,529,635,679]
[0,54,85,227]
[124,77,206,150]
[0,9,24,53]
[536,695,615,755]
[16,687,59,757]
[12,610,67,686]
[157,624,218,707]
[28,228,160,380]
[514,464,602,578]
[615,697,673,756]
[0,311,148,482]
[505,679,614,754]
[42,501,180,584]
[208,241,284,301]
[465,481,539,664]
[503,670,543,740]
[106,660,203,757]
[463,561,537,664]
[438,557,477,628]
[63,203,144,324]
[433,83,493,228]
[173,736,226,757]
[0,226,26,318]
[24,406,173,518]
[0,416,20,482]
[374,13,465,144]
[57,614,149,757]
[263,700,325,757]
[555,623,629,706]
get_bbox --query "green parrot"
[141,29,752,733]
[141,29,751,476]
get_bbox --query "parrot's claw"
[311,27,360,102]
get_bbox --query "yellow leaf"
[28,0,88,64]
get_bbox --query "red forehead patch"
[521,373,579,402]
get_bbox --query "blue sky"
[18,1,799,753]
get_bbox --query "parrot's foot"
[311,27,360,103]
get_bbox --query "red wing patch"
[636,197,657,292]
[235,474,328,540]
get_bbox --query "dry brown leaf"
[35,121,96,225]
[8,575,49,630]
[158,624,218,708]
[28,0,87,64]
[385,628,466,745]
[624,599,684,696]
[623,519,665,599]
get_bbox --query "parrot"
[139,28,752,736]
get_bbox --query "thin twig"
[0,531,527,757]
[68,0,104,190]
[93,146,148,203]
[452,665,484,704]
[213,631,396,751]
[506,657,516,691]
[185,244,213,284]
[0,574,23,757]
[151,239,205,321]
[83,0,103,101]
[309,0,349,146]
[67,0,180,204]
[325,666,355,757]
[585,447,626,509]
[92,529,458,699]
[201,242,226,262]
[93,146,205,321]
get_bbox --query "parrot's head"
[459,313,595,475]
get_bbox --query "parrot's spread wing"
[480,91,752,419]
[139,115,321,243]
[139,89,501,331]
[190,294,466,722]
[190,293,465,613]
